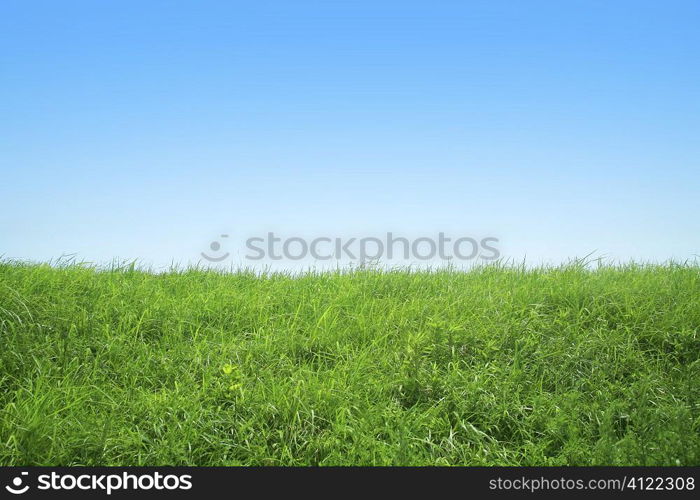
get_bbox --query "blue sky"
[1,0,698,269]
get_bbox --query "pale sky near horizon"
[1,1,699,270]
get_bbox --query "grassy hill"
[0,261,698,465]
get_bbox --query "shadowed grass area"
[0,260,698,465]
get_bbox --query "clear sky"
[1,1,699,270]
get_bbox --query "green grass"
[0,260,698,466]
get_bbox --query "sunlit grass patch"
[0,261,698,465]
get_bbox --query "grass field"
[0,261,698,466]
